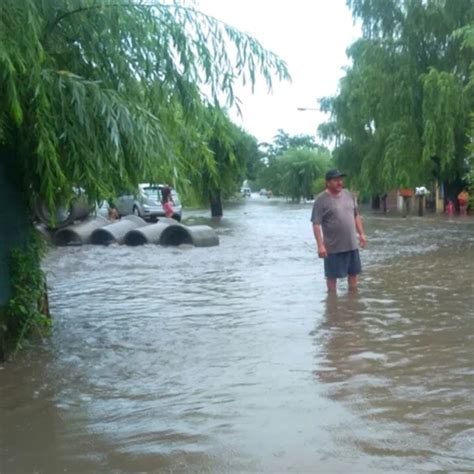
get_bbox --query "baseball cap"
[325,169,346,180]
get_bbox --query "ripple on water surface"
[1,202,473,472]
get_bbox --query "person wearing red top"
[446,200,454,217]
[161,185,175,218]
[399,188,413,217]
[457,190,469,216]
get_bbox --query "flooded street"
[1,197,473,473]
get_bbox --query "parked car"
[241,187,251,197]
[34,189,93,228]
[114,184,182,221]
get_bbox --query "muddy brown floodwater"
[1,198,473,473]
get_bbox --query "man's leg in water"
[348,274,358,291]
[327,278,337,292]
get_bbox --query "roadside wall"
[0,151,31,360]
[0,152,30,306]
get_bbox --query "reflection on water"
[314,245,474,472]
[1,200,473,473]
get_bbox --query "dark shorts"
[324,249,362,279]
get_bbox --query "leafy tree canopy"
[320,0,474,194]
[255,130,331,199]
[276,148,332,201]
[0,0,290,211]
[181,106,260,208]
[260,129,324,159]
[456,22,474,200]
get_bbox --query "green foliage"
[277,148,331,200]
[421,68,464,179]
[320,0,474,194]
[259,129,321,159]
[0,0,290,213]
[256,130,331,196]
[465,114,474,206]
[312,176,327,196]
[257,137,331,200]
[238,130,263,183]
[3,230,51,354]
[457,23,474,201]
[179,106,259,207]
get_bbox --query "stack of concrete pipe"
[90,215,147,245]
[52,215,219,247]
[125,220,219,247]
[124,219,179,246]
[53,216,109,246]
[161,224,219,247]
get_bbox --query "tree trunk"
[418,195,424,216]
[210,191,223,219]
[372,195,380,209]
[0,307,5,362]
[403,197,410,217]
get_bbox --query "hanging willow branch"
[318,1,473,193]
[0,0,290,210]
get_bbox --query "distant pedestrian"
[399,188,413,217]
[457,189,469,216]
[381,192,388,214]
[446,200,454,217]
[311,170,367,292]
[161,185,175,219]
[107,201,120,221]
[108,203,120,221]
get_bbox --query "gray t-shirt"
[311,189,359,254]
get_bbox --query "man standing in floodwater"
[311,170,367,292]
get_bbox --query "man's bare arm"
[312,223,327,258]
[355,215,367,248]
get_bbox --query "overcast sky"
[197,0,361,144]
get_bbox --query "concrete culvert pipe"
[53,216,109,246]
[35,223,53,243]
[124,221,179,246]
[90,215,146,245]
[159,224,219,247]
[185,225,219,247]
[159,225,194,246]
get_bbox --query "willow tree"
[256,130,328,195]
[179,105,260,217]
[0,0,289,355]
[259,129,321,159]
[319,0,474,195]
[456,22,474,205]
[275,148,331,201]
[0,0,289,208]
